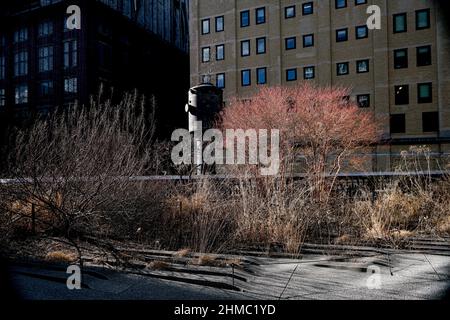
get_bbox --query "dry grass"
[173,248,191,258]
[45,251,77,264]
[148,260,170,270]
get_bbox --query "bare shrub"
[1,92,156,264]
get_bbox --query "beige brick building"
[189,0,450,171]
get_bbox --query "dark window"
[357,94,370,108]
[216,73,225,88]
[285,6,296,19]
[395,85,409,105]
[357,59,369,73]
[216,44,224,61]
[390,114,406,134]
[38,21,54,37]
[422,112,439,132]
[355,25,368,39]
[202,47,211,62]
[337,62,349,75]
[417,45,431,66]
[355,0,367,5]
[394,13,407,33]
[39,80,54,97]
[336,28,348,42]
[257,67,267,84]
[0,56,5,80]
[64,77,78,94]
[15,84,28,104]
[418,83,432,103]
[286,68,297,81]
[394,49,408,69]
[13,27,28,43]
[304,66,315,79]
[241,69,251,86]
[215,16,224,32]
[336,0,347,9]
[241,40,250,56]
[302,2,313,15]
[416,9,430,30]
[64,40,78,69]
[285,37,296,50]
[240,10,250,27]
[256,7,266,24]
[201,19,210,34]
[0,88,5,107]
[257,37,266,54]
[14,51,28,76]
[303,34,314,47]
[38,46,54,72]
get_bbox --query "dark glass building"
[0,0,190,137]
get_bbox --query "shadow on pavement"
[0,255,20,300]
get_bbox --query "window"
[14,51,28,76]
[13,27,28,43]
[336,0,347,9]
[390,114,406,134]
[355,0,367,5]
[241,10,250,27]
[241,69,251,86]
[0,88,5,107]
[256,7,266,24]
[215,16,224,32]
[286,68,297,81]
[201,75,211,84]
[256,37,266,54]
[38,46,54,72]
[64,77,78,94]
[302,2,313,15]
[422,112,439,132]
[241,40,250,56]
[357,94,370,108]
[303,66,315,79]
[0,56,5,80]
[357,59,369,73]
[395,85,409,105]
[394,13,407,33]
[64,40,78,69]
[337,62,349,75]
[303,34,314,47]
[216,44,224,61]
[336,28,348,42]
[285,6,296,19]
[38,21,54,37]
[416,9,430,30]
[39,80,54,97]
[394,49,408,69]
[418,83,432,103]
[202,47,211,62]
[15,84,28,104]
[216,73,225,89]
[257,67,267,85]
[356,25,368,39]
[201,19,210,34]
[285,37,296,50]
[417,45,431,66]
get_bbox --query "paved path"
[8,252,450,300]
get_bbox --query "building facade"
[189,0,450,171]
[0,0,190,138]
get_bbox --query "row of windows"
[201,3,429,36]
[391,112,439,134]
[394,9,430,33]
[0,40,78,78]
[394,83,433,105]
[394,46,431,68]
[9,20,77,45]
[0,78,78,107]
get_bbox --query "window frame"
[357,94,370,108]
[241,40,251,57]
[394,48,408,69]
[256,37,266,54]
[240,10,250,28]
[336,28,348,42]
[393,13,407,33]
[285,6,296,19]
[255,7,266,25]
[215,16,224,32]
[394,85,410,105]
[303,34,314,47]
[302,2,314,15]
[417,45,431,66]
[422,112,439,133]
[241,69,251,86]
[285,37,297,50]
[390,114,406,134]
[337,62,349,76]
[303,66,315,80]
[335,0,347,9]
[257,67,267,85]
[216,44,225,61]
[356,59,369,73]
[286,68,297,82]
[355,25,368,39]
[417,82,432,104]
[416,9,430,30]
[355,0,367,5]
[201,46,211,63]
[201,19,210,35]
[216,73,225,89]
